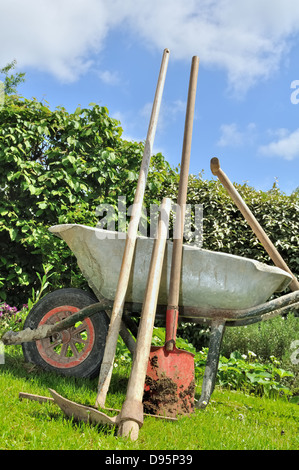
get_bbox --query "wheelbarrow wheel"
[22,288,109,379]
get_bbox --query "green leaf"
[127,171,137,181]
[9,228,18,241]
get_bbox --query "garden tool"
[144,56,199,418]
[118,197,171,440]
[95,48,170,408]
[210,157,299,292]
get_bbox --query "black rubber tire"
[22,288,109,379]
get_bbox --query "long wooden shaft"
[166,56,199,350]
[168,56,199,306]
[119,198,171,440]
[210,157,299,292]
[95,49,170,408]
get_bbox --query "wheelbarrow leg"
[196,320,226,409]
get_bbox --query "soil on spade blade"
[143,355,195,418]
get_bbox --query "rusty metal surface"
[49,389,120,426]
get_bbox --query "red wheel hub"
[36,305,95,369]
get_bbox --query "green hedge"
[159,174,299,273]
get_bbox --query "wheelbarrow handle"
[210,157,299,292]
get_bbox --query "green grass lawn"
[0,346,298,451]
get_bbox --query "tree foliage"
[0,60,26,95]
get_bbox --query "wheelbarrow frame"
[3,286,299,409]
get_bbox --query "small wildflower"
[270,355,280,365]
[248,351,257,357]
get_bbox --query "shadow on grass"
[3,345,129,394]
[1,345,130,435]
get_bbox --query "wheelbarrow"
[3,222,299,411]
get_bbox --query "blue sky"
[1,0,299,195]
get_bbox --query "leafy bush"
[0,263,53,337]
[158,176,299,350]
[221,313,299,394]
[177,321,211,350]
[215,350,293,398]
[159,174,299,275]
[221,313,299,363]
[1,65,298,377]
[0,93,174,306]
[0,302,27,337]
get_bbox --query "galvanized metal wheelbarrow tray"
[3,223,299,410]
[49,223,292,311]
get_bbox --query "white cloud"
[165,100,186,120]
[259,128,299,161]
[98,70,121,86]
[2,0,299,92]
[114,0,299,94]
[217,123,243,147]
[111,109,144,143]
[0,0,110,82]
[217,123,257,147]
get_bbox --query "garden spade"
[144,56,199,418]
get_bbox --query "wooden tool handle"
[95,49,170,409]
[166,56,199,351]
[119,198,171,440]
[168,56,199,307]
[210,157,299,292]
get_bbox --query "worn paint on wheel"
[36,305,95,369]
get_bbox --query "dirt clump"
[143,375,194,418]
